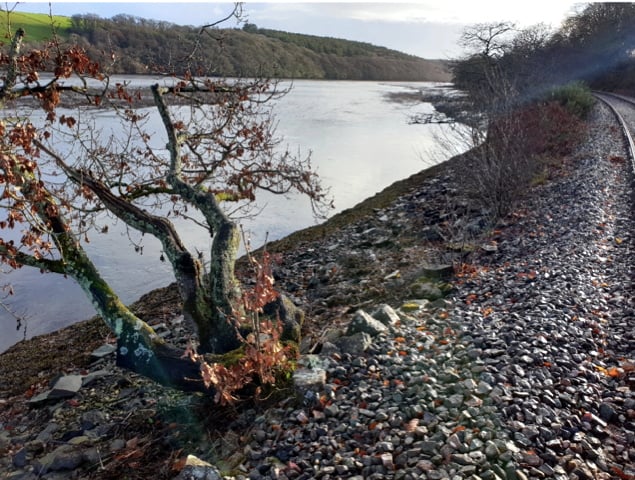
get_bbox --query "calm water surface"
[0,79,455,352]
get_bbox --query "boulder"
[293,355,327,401]
[346,310,389,337]
[409,282,443,301]
[333,332,373,355]
[419,264,454,280]
[371,304,401,327]
[262,294,304,343]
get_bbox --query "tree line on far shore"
[62,13,450,81]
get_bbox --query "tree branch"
[0,244,66,273]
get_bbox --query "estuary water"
[0,79,455,352]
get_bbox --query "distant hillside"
[0,10,71,42]
[5,11,450,81]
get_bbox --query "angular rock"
[419,264,454,280]
[409,281,443,301]
[333,332,373,355]
[81,369,111,387]
[262,294,304,343]
[90,344,116,361]
[34,445,84,474]
[49,375,83,400]
[293,356,327,400]
[371,304,401,327]
[174,455,223,480]
[346,310,389,336]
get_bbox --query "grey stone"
[371,304,401,327]
[485,441,500,459]
[174,455,222,480]
[420,226,445,242]
[89,344,116,360]
[599,402,618,422]
[109,438,126,451]
[12,447,27,468]
[80,410,107,430]
[36,422,59,443]
[476,380,493,395]
[445,393,464,408]
[324,404,340,417]
[419,441,439,454]
[262,294,304,343]
[419,264,454,280]
[409,282,443,301]
[346,310,389,336]
[34,445,84,473]
[333,332,373,355]
[451,453,476,465]
[319,341,340,355]
[293,367,326,397]
[81,369,111,387]
[48,375,83,399]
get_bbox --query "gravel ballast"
[227,101,634,480]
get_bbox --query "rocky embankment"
[0,101,633,480]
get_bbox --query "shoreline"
[0,145,460,357]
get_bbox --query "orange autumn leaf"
[171,457,187,472]
[394,337,406,343]
[611,467,635,480]
[481,307,494,317]
[465,293,478,304]
[620,360,635,372]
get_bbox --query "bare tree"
[449,22,543,219]
[459,21,516,59]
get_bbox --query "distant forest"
[50,14,451,81]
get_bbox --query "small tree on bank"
[442,22,592,220]
[0,14,331,394]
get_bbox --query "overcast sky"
[13,1,584,59]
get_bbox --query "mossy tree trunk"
[0,160,215,392]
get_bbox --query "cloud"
[249,1,579,28]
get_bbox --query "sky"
[11,1,585,59]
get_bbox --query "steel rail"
[593,91,635,175]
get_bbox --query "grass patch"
[0,10,71,43]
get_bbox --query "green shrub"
[547,82,596,119]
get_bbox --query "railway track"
[593,91,635,174]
